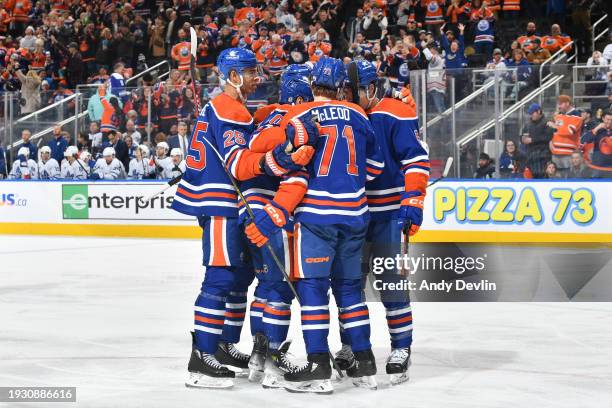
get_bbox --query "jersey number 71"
[317,124,358,176]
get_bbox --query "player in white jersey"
[61,146,89,180]
[128,145,155,179]
[153,141,173,179]
[38,146,61,180]
[169,148,186,179]
[9,147,39,179]
[92,147,126,180]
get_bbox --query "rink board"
[0,180,610,243]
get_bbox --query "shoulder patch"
[210,93,254,125]
[369,97,418,120]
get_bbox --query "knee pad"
[266,281,295,305]
[200,266,237,298]
[296,277,330,306]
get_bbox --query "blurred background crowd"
[0,0,610,180]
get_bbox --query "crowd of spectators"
[0,0,610,179]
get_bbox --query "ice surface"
[1,236,611,408]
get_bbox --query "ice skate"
[334,343,355,371]
[386,347,411,385]
[186,348,235,389]
[215,341,250,377]
[346,349,378,390]
[262,340,299,389]
[248,332,268,382]
[283,353,333,394]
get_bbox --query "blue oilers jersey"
[366,97,430,220]
[239,105,309,224]
[171,93,254,217]
[282,100,384,226]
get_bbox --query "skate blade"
[261,373,285,389]
[248,368,264,383]
[185,373,234,389]
[332,372,346,383]
[226,366,248,378]
[351,375,377,390]
[284,379,333,394]
[389,372,409,385]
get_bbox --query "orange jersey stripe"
[177,187,237,200]
[301,196,367,208]
[225,311,246,318]
[368,195,401,204]
[211,217,226,266]
[251,302,266,309]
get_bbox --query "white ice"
[1,236,611,408]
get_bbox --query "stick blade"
[190,27,197,58]
[442,157,454,177]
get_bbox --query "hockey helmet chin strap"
[226,70,246,103]
[347,61,376,108]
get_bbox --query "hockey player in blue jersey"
[337,59,429,385]
[239,65,317,388]
[172,48,316,389]
[246,56,385,393]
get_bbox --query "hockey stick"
[142,173,183,203]
[426,156,453,188]
[189,27,201,114]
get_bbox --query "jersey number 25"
[186,121,208,170]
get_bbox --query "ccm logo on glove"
[264,203,286,227]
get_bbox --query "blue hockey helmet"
[217,47,258,81]
[351,59,378,88]
[311,56,346,90]
[279,64,314,104]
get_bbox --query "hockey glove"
[245,201,289,247]
[397,191,424,236]
[286,115,319,147]
[90,173,101,180]
[393,86,416,110]
[262,141,314,177]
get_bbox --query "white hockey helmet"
[137,144,150,157]
[17,146,30,157]
[103,147,116,157]
[79,150,92,161]
[64,146,79,157]
[170,148,183,158]
[40,146,52,155]
[156,141,169,152]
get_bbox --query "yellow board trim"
[0,222,610,243]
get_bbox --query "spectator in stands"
[109,62,128,103]
[567,151,591,178]
[66,42,84,89]
[544,161,562,178]
[586,50,609,69]
[15,68,41,114]
[517,22,540,52]
[441,24,467,69]
[541,24,572,55]
[167,121,190,156]
[424,44,446,113]
[548,94,583,175]
[474,152,495,179]
[582,111,612,178]
[503,49,532,98]
[580,108,599,134]
[602,32,612,62]
[20,129,38,160]
[99,85,125,134]
[88,122,103,152]
[362,5,388,42]
[522,103,553,179]
[48,125,68,163]
[470,0,495,59]
[308,28,332,62]
[499,139,524,178]
[124,120,142,145]
[525,38,551,65]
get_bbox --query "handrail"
[592,14,609,46]
[572,64,612,101]
[6,110,89,151]
[539,40,574,85]
[125,60,171,86]
[424,79,496,130]
[457,74,564,148]
[15,92,79,123]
